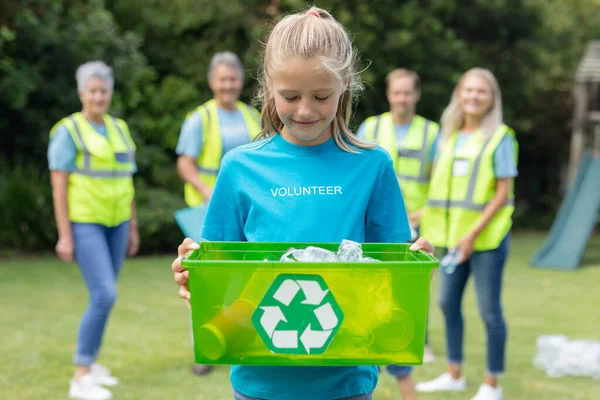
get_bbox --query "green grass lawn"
[1,233,599,400]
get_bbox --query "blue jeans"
[232,388,373,400]
[72,221,130,365]
[385,364,412,377]
[438,234,510,375]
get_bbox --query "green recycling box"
[182,241,439,366]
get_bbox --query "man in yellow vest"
[175,52,261,376]
[358,68,439,231]
[176,52,261,207]
[357,68,438,400]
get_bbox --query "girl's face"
[79,77,112,117]
[271,57,343,146]
[458,74,494,120]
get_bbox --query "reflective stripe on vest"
[183,100,261,206]
[426,130,510,211]
[370,115,432,181]
[68,116,134,178]
[365,113,438,212]
[51,113,136,227]
[421,125,517,250]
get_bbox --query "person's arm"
[176,155,213,201]
[128,199,140,256]
[175,112,213,201]
[50,171,74,261]
[456,134,517,262]
[456,179,510,262]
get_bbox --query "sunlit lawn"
[1,233,599,399]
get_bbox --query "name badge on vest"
[452,158,469,177]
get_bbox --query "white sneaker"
[423,345,437,363]
[90,363,119,386]
[471,384,503,400]
[69,374,113,400]
[416,372,466,392]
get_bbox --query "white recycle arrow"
[300,324,332,354]
[272,330,298,349]
[297,280,329,305]
[273,279,301,306]
[259,306,287,338]
[313,302,338,330]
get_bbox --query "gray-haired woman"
[48,61,139,400]
[176,51,262,208]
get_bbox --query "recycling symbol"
[252,274,344,354]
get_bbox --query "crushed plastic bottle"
[440,249,463,274]
[337,239,363,262]
[280,246,337,262]
[279,240,380,263]
[534,335,600,379]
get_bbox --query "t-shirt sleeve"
[176,112,204,158]
[199,153,246,241]
[365,157,412,243]
[356,121,367,139]
[493,133,518,179]
[48,125,77,172]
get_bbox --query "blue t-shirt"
[357,119,439,164]
[47,121,138,172]
[176,107,254,158]
[436,131,518,179]
[200,134,411,400]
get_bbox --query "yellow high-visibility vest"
[50,112,136,227]
[363,113,438,212]
[421,125,518,251]
[184,99,261,206]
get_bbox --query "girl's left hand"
[410,237,435,255]
[128,227,140,256]
[456,233,476,263]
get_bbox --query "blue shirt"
[357,119,439,164]
[435,131,518,179]
[200,134,411,400]
[176,107,254,158]
[47,121,138,172]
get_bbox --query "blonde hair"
[386,68,420,91]
[254,6,374,152]
[440,68,503,142]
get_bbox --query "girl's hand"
[409,237,435,255]
[172,238,200,309]
[56,235,74,262]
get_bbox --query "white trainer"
[90,363,119,386]
[422,345,437,363]
[416,372,466,392]
[471,384,503,400]
[69,374,113,400]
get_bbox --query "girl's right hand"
[56,235,74,262]
[172,238,200,309]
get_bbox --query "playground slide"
[531,152,600,270]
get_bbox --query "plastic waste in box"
[182,241,439,366]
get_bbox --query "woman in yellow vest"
[48,61,138,400]
[176,52,261,207]
[417,68,518,400]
